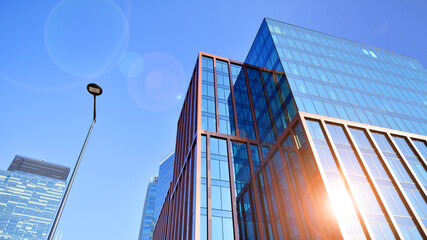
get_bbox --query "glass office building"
[153,18,427,239]
[0,155,69,240]
[154,152,175,221]
[139,152,175,240]
[138,176,158,240]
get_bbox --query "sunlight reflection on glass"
[328,180,366,240]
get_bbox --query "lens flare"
[118,52,144,78]
[44,0,129,78]
[127,52,186,112]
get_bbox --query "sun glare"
[328,181,366,240]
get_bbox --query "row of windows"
[231,64,256,140]
[246,20,283,72]
[274,42,427,134]
[247,124,337,239]
[278,45,426,106]
[266,19,426,82]
[306,119,426,239]
[294,93,427,136]
[199,136,234,240]
[195,118,426,239]
[0,171,66,239]
[288,74,425,121]
[246,20,427,137]
[273,34,425,91]
[287,75,427,135]
[201,57,217,133]
[246,67,276,143]
[201,56,298,142]
[327,124,395,239]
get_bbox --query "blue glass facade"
[201,57,217,132]
[246,18,427,136]
[0,170,66,239]
[230,64,256,139]
[154,18,426,240]
[153,152,175,221]
[138,176,158,240]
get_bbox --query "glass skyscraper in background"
[0,155,69,240]
[139,175,158,240]
[139,151,175,240]
[153,18,427,239]
[154,152,175,221]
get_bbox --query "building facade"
[0,155,69,239]
[139,176,158,240]
[154,152,175,221]
[153,18,427,240]
[139,152,175,240]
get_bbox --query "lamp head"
[87,83,103,96]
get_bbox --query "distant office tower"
[0,155,69,240]
[154,152,175,221]
[153,18,427,239]
[139,151,175,240]
[138,176,158,240]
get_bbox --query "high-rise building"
[153,18,427,240]
[138,151,175,240]
[154,151,175,221]
[138,176,158,240]
[0,155,69,239]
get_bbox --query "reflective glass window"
[393,136,427,188]
[256,171,274,239]
[209,137,233,239]
[201,57,216,132]
[250,144,261,172]
[263,19,427,136]
[306,120,366,239]
[236,188,259,240]
[231,142,251,195]
[216,60,236,135]
[270,150,302,239]
[247,68,275,143]
[264,163,284,239]
[412,140,427,160]
[372,133,427,227]
[230,64,256,139]
[349,129,423,239]
[262,72,288,136]
[326,124,395,239]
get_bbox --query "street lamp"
[87,83,103,122]
[48,83,103,240]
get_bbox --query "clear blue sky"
[1,0,426,239]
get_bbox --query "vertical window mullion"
[319,120,373,239]
[246,142,265,240]
[388,134,427,200]
[344,125,405,239]
[298,116,344,239]
[367,130,427,238]
[213,59,219,133]
[228,61,239,137]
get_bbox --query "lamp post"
[48,83,103,240]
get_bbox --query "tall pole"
[48,83,102,240]
[48,120,95,240]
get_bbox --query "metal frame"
[300,111,427,239]
[152,52,427,240]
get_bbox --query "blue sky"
[0,0,426,239]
